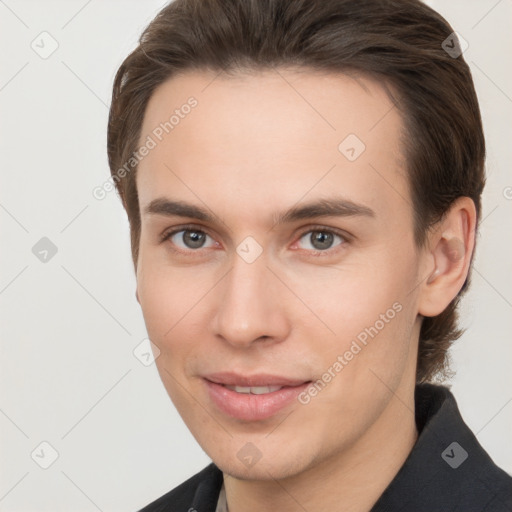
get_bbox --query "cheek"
[136,256,218,381]
[137,273,178,340]
[291,257,415,339]
[136,248,207,339]
[294,248,419,383]
[136,265,202,401]
[136,277,191,389]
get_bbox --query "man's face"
[135,69,425,480]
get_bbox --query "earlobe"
[136,288,140,304]
[418,197,476,317]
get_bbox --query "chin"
[208,444,316,482]
[218,460,303,482]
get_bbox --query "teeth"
[251,386,282,394]
[228,385,251,393]
[225,385,283,394]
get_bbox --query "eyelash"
[160,224,349,257]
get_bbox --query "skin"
[134,68,476,512]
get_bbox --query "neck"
[224,379,419,512]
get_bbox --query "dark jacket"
[138,383,512,511]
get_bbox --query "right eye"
[162,227,218,251]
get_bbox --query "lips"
[205,372,309,388]
[203,372,311,421]
[224,385,283,394]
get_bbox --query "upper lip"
[204,372,310,387]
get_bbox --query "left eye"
[296,230,345,252]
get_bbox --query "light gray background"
[0,0,511,510]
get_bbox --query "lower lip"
[204,380,310,421]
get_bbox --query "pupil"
[184,231,205,248]
[311,231,333,250]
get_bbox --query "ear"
[418,197,477,317]
[135,288,140,304]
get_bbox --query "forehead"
[137,68,410,229]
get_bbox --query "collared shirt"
[139,383,512,511]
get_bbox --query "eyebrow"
[143,197,375,226]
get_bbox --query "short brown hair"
[107,0,485,383]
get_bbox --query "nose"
[212,252,291,349]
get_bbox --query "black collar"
[370,383,511,511]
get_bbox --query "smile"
[203,373,311,421]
